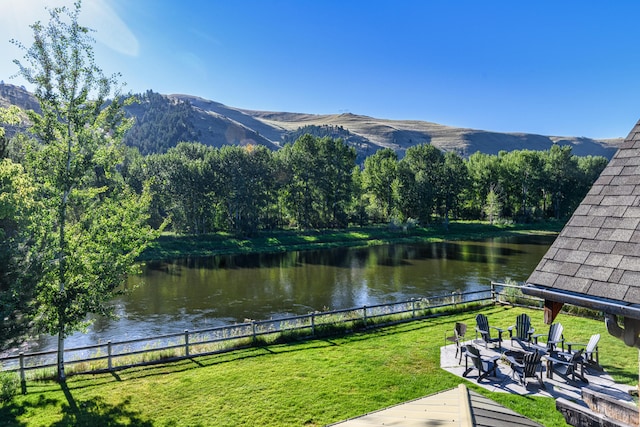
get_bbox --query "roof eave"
[522,284,640,320]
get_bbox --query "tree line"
[121,135,608,235]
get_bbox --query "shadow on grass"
[0,382,155,427]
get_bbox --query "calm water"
[29,235,554,353]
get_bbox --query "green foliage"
[122,135,605,235]
[0,106,21,158]
[277,135,356,229]
[483,187,502,224]
[282,124,372,164]
[0,371,19,403]
[362,148,398,222]
[123,90,200,155]
[0,159,40,349]
[10,0,160,380]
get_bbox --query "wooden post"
[311,312,316,336]
[252,321,257,344]
[363,306,367,327]
[19,352,26,394]
[107,341,112,371]
[412,298,416,318]
[544,300,564,324]
[184,330,190,357]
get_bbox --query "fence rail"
[1,282,537,390]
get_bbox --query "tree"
[464,152,501,219]
[277,134,355,229]
[543,145,580,219]
[397,144,443,224]
[362,148,398,222]
[438,151,468,228]
[12,1,159,381]
[219,144,275,234]
[0,106,21,158]
[483,186,502,224]
[0,158,40,349]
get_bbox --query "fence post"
[491,282,496,303]
[363,306,367,327]
[19,352,26,394]
[184,330,190,357]
[311,312,316,336]
[252,321,257,344]
[411,298,416,318]
[107,341,113,371]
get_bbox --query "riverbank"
[139,220,565,261]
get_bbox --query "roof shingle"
[525,119,640,307]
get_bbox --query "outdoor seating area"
[440,315,633,405]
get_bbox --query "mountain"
[0,83,623,159]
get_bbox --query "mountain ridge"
[0,83,623,159]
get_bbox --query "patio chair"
[532,322,564,353]
[567,333,601,371]
[444,322,467,363]
[462,344,500,382]
[475,314,508,349]
[510,313,535,350]
[547,349,587,383]
[506,349,544,388]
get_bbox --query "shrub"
[0,370,19,402]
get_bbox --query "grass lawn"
[1,304,636,426]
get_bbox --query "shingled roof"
[523,119,640,321]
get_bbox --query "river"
[25,234,554,353]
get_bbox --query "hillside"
[0,83,623,159]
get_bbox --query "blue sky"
[2,1,639,139]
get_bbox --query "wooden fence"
[0,282,536,390]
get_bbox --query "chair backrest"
[465,344,482,369]
[475,314,491,339]
[522,350,542,377]
[515,313,531,340]
[548,323,564,343]
[586,334,600,353]
[455,322,467,339]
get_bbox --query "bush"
[0,370,19,402]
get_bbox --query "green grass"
[140,220,565,261]
[1,305,636,426]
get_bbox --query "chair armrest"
[506,355,524,368]
[566,342,587,352]
[546,354,572,366]
[532,333,548,344]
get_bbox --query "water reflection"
[29,235,554,353]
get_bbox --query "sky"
[1,0,640,139]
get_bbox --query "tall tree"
[438,151,468,228]
[219,144,275,234]
[397,144,443,224]
[12,1,159,381]
[277,134,355,229]
[543,145,580,219]
[362,148,398,222]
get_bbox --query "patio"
[330,337,638,427]
[440,337,635,405]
